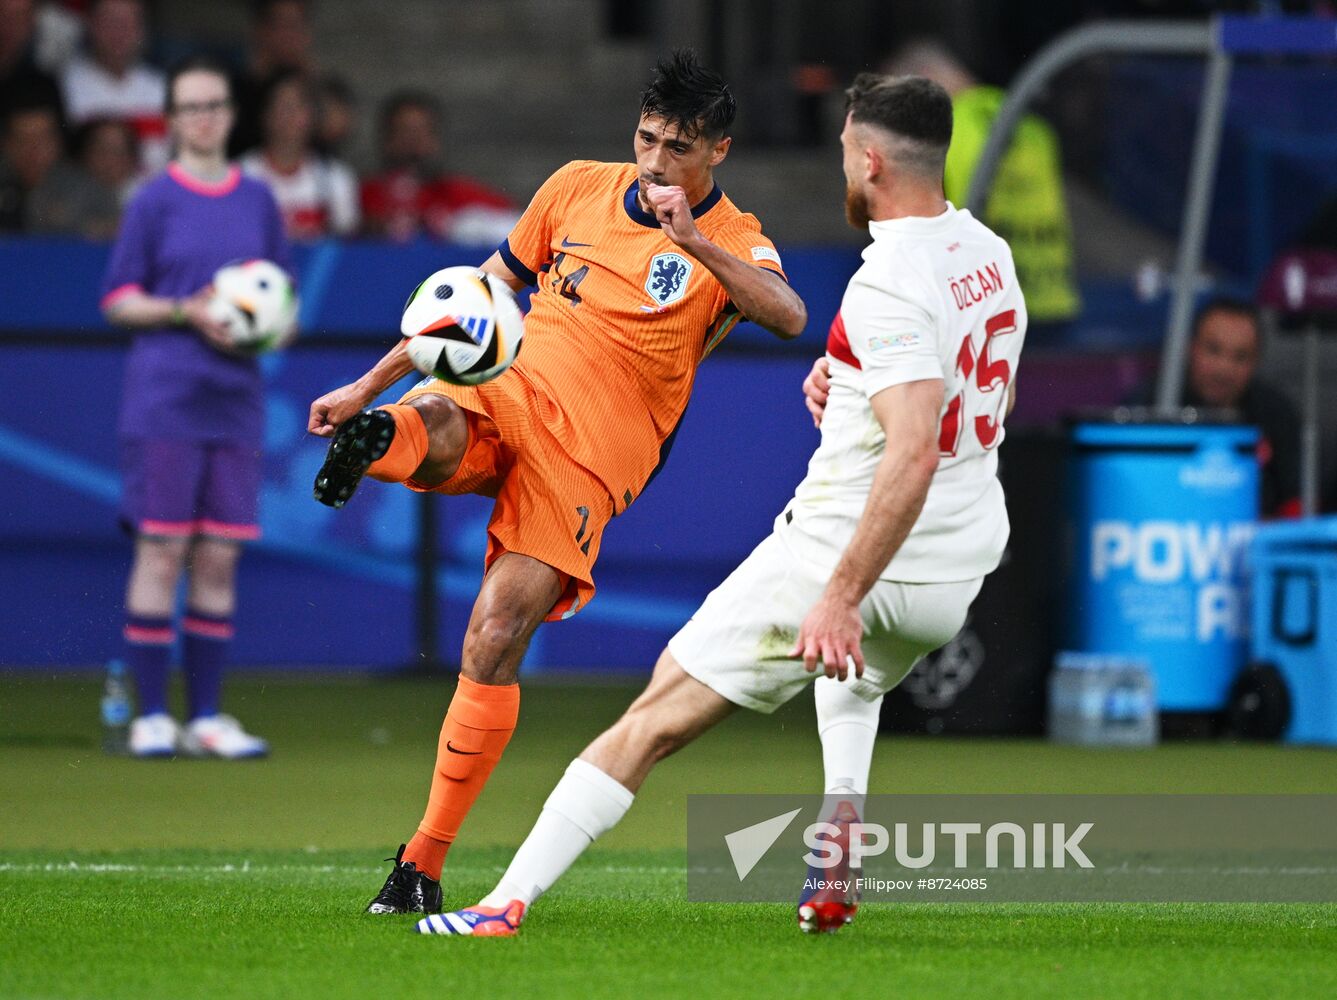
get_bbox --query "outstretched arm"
[791,377,944,679]
[306,339,416,437]
[644,183,806,339]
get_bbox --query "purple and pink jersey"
[101,163,291,444]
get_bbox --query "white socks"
[474,685,879,912]
[480,758,634,908]
[814,675,883,800]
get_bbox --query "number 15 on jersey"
[937,308,1019,458]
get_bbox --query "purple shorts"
[119,439,262,541]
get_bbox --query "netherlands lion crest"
[645,252,693,306]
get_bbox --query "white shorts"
[669,531,984,714]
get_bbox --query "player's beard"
[845,181,871,229]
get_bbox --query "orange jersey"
[497,160,786,506]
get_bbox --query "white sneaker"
[129,713,180,758]
[181,714,269,759]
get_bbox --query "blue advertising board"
[0,223,844,675]
[0,341,821,671]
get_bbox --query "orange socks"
[402,676,521,880]
[366,404,429,483]
[403,829,449,884]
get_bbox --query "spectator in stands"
[884,40,1080,336]
[1129,298,1302,518]
[360,90,517,244]
[60,0,168,175]
[31,0,83,74]
[241,68,359,239]
[27,117,127,238]
[0,0,63,123]
[313,73,355,160]
[250,0,313,78]
[74,116,140,205]
[0,92,99,235]
[24,117,138,238]
[231,0,314,157]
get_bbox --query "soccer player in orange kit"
[306,50,806,914]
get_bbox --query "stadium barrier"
[0,238,848,673]
[0,238,1172,690]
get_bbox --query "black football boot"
[313,408,397,509]
[366,843,444,915]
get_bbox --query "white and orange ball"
[400,266,524,386]
[207,258,299,353]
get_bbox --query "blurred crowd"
[0,0,519,243]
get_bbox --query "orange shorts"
[400,376,614,621]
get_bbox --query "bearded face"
[844,177,871,229]
[840,115,872,230]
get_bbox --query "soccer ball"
[207,259,299,352]
[400,266,524,386]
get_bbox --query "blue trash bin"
[1064,417,1260,712]
[1250,516,1337,744]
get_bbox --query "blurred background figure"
[312,72,356,161]
[241,68,359,240]
[28,116,130,238]
[100,55,290,759]
[60,0,168,175]
[31,0,84,74]
[74,116,140,205]
[884,40,1081,338]
[248,0,313,78]
[231,0,314,157]
[359,90,517,244]
[0,93,67,231]
[1127,298,1301,519]
[0,0,63,123]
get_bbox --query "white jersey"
[782,204,1027,583]
[241,152,361,240]
[61,56,169,174]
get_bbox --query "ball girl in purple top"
[101,56,292,759]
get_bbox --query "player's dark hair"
[845,73,953,177]
[639,49,736,142]
[164,55,234,114]
[1192,296,1260,341]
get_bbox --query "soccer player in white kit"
[415,73,1027,938]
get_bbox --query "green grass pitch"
[2,674,1335,999]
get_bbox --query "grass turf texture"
[2,674,1335,999]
